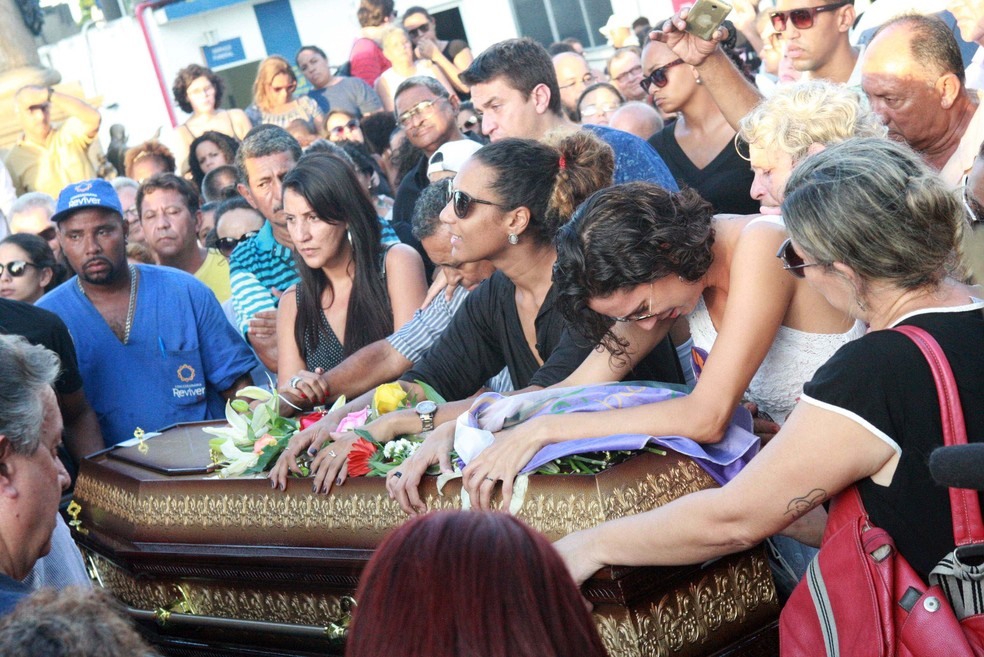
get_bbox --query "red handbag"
[779,325,984,657]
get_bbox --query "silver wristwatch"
[415,400,437,432]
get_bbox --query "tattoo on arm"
[784,488,827,518]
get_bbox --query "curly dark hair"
[172,64,225,114]
[553,182,715,356]
[124,140,176,179]
[187,131,240,189]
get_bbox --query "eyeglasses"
[580,102,620,118]
[406,22,431,39]
[770,1,852,31]
[123,206,139,221]
[37,226,57,241]
[776,238,820,278]
[398,99,440,126]
[613,65,643,85]
[612,282,657,322]
[559,73,594,90]
[329,119,360,136]
[640,59,685,93]
[447,187,507,219]
[216,231,259,257]
[0,260,39,278]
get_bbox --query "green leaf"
[354,428,382,447]
[414,380,446,404]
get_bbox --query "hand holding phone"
[685,0,733,41]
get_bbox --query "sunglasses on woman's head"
[640,59,685,93]
[776,238,819,278]
[446,188,507,219]
[216,231,259,258]
[770,0,852,32]
[0,260,39,277]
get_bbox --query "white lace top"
[688,296,866,424]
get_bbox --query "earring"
[695,75,703,85]
[508,233,519,245]
[347,229,353,245]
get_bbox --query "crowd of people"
[1,0,983,654]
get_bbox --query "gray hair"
[111,177,139,194]
[393,76,451,115]
[234,125,302,186]
[782,138,961,292]
[10,192,55,219]
[0,334,60,456]
[411,181,449,240]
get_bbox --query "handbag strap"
[893,324,984,546]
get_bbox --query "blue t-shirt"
[0,573,29,616]
[585,124,679,191]
[38,265,258,446]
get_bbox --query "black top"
[648,126,759,215]
[0,298,84,396]
[442,39,469,62]
[403,271,683,400]
[392,157,435,281]
[802,305,984,580]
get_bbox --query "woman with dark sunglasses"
[555,139,984,621]
[270,132,682,493]
[401,6,474,96]
[643,37,760,215]
[0,233,62,304]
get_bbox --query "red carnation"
[347,438,378,477]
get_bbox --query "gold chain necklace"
[77,264,137,344]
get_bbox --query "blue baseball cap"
[51,179,123,223]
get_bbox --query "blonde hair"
[252,55,297,112]
[739,80,887,163]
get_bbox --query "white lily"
[215,437,259,477]
[250,402,271,436]
[236,386,274,402]
[223,400,251,443]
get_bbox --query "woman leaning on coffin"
[555,138,984,587]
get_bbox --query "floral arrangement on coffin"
[204,380,670,480]
[341,383,667,479]
[205,385,305,477]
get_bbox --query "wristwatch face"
[415,400,437,415]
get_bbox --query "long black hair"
[282,152,392,359]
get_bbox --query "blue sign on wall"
[202,38,246,69]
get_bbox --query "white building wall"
[37,0,522,153]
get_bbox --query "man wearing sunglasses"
[862,14,984,188]
[769,0,858,84]
[460,38,677,191]
[5,85,101,198]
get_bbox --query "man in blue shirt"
[460,37,679,190]
[38,179,257,446]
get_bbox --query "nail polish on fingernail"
[336,477,342,485]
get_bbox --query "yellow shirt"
[195,249,232,303]
[4,118,96,197]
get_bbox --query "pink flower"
[253,434,278,454]
[336,406,370,433]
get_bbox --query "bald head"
[861,16,969,153]
[608,101,664,140]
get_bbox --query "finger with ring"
[327,450,337,458]
[288,376,302,388]
[393,471,403,479]
[484,476,495,482]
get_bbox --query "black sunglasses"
[0,260,40,277]
[216,231,259,257]
[776,238,819,278]
[37,226,57,241]
[640,59,685,93]
[446,187,507,219]
[770,1,851,31]
[407,23,431,39]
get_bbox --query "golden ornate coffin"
[70,421,779,657]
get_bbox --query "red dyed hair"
[346,511,607,657]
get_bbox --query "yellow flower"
[372,383,408,416]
